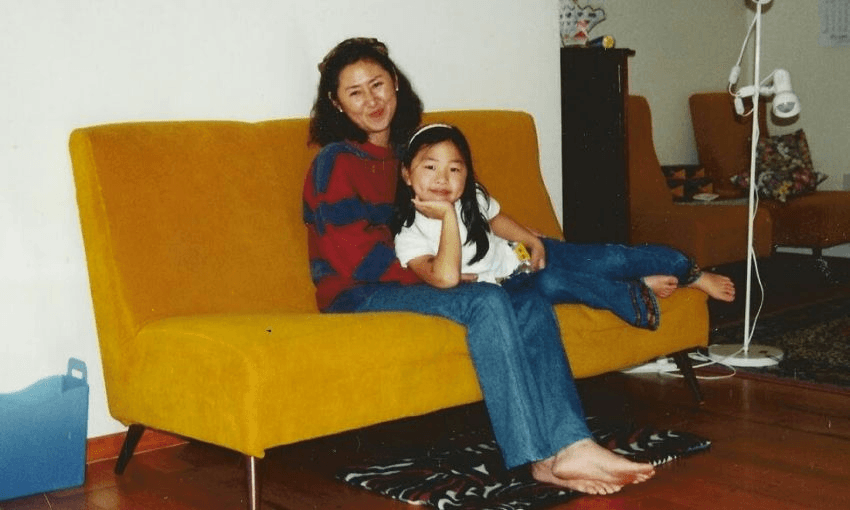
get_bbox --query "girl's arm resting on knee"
[406,199,463,288]
[490,213,546,270]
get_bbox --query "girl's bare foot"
[689,272,735,302]
[643,275,679,298]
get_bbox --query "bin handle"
[67,358,87,383]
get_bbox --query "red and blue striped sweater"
[302,140,420,311]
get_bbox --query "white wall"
[598,1,748,164]
[0,0,562,438]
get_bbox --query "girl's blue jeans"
[532,239,699,330]
[325,240,697,469]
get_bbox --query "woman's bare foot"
[531,457,623,495]
[689,272,735,302]
[643,275,679,298]
[531,438,654,494]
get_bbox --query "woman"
[301,37,654,495]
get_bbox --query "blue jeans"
[530,239,699,330]
[326,281,590,469]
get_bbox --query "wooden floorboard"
[4,372,850,510]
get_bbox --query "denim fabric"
[323,240,696,468]
[532,239,697,329]
[326,281,591,469]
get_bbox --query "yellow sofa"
[70,110,708,508]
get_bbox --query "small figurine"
[559,0,606,47]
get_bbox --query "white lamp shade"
[769,69,801,118]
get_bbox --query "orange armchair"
[690,92,850,257]
[627,95,773,268]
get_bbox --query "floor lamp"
[708,0,800,368]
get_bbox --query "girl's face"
[402,141,468,204]
[334,59,397,147]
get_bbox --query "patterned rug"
[710,297,850,388]
[337,416,710,510]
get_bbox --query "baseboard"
[87,428,188,464]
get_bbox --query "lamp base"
[707,344,784,367]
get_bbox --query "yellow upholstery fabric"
[628,95,773,268]
[70,110,708,459]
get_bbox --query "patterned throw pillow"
[730,129,826,203]
[661,165,713,202]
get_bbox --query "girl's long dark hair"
[309,37,423,148]
[391,124,491,265]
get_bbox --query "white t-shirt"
[395,190,521,284]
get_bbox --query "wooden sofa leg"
[672,351,704,404]
[114,424,146,475]
[246,455,262,510]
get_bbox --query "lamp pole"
[708,0,784,367]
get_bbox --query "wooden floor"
[5,252,850,510]
[4,371,850,510]
[707,252,850,328]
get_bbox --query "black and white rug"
[337,416,710,510]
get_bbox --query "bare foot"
[643,275,679,298]
[689,272,735,302]
[531,456,623,495]
[534,438,655,492]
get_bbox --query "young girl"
[392,123,734,330]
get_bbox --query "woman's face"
[334,59,397,147]
[402,141,468,204]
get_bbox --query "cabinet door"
[560,48,634,243]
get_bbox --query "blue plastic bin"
[0,358,89,501]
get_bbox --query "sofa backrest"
[70,110,561,361]
[421,111,563,240]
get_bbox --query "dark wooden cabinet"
[560,47,634,244]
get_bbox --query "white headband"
[408,123,454,146]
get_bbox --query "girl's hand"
[412,197,454,221]
[460,273,479,282]
[526,236,546,270]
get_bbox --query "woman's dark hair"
[391,124,492,264]
[308,37,423,148]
